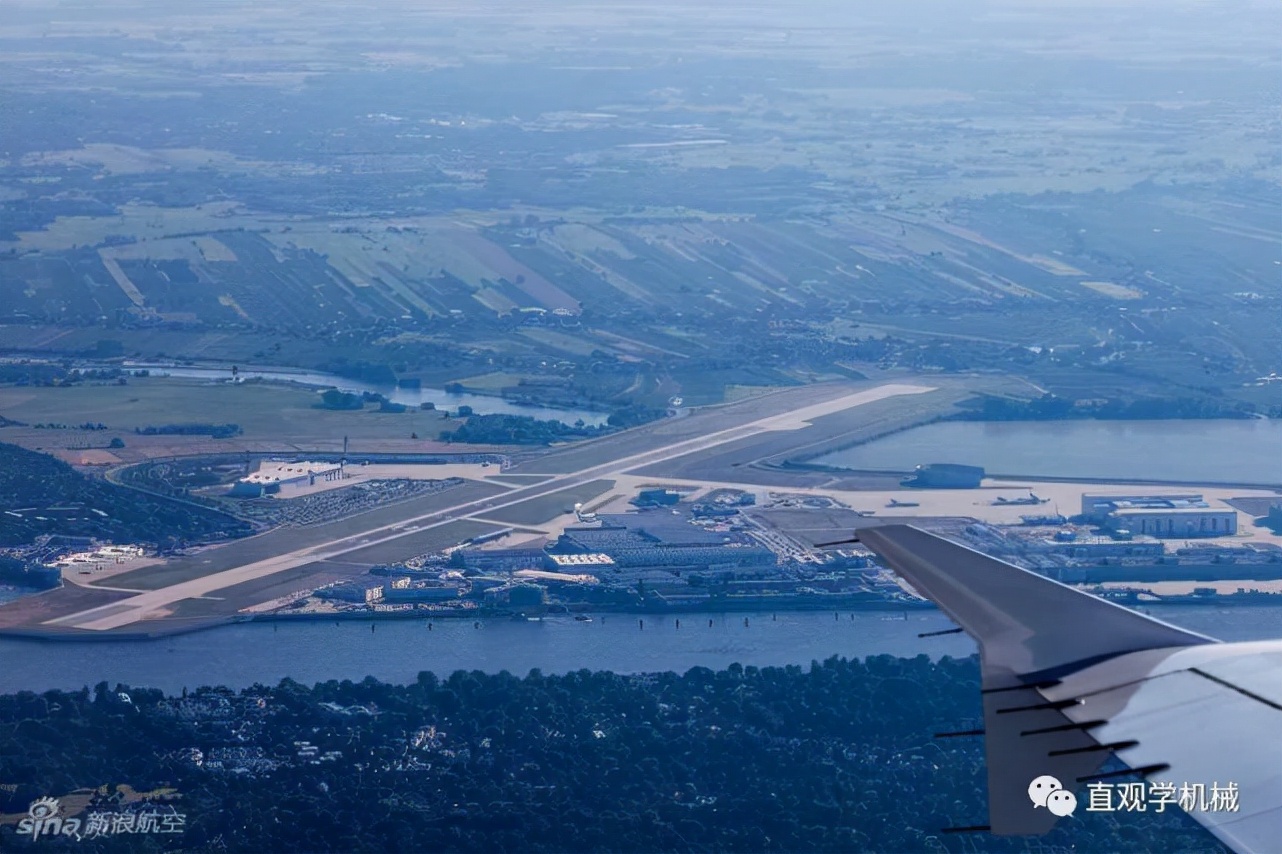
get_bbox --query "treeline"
[29,422,107,431]
[0,656,1222,852]
[953,394,1265,422]
[0,555,59,590]
[0,443,252,547]
[607,402,668,428]
[135,424,242,438]
[0,363,132,387]
[315,389,364,411]
[441,413,602,445]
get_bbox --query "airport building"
[632,488,682,507]
[550,518,777,572]
[1104,507,1237,538]
[901,463,984,489]
[454,547,549,573]
[382,577,463,603]
[230,460,343,497]
[544,553,616,572]
[1081,493,1206,521]
[1035,536,1165,560]
[319,581,385,605]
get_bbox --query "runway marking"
[57,383,936,631]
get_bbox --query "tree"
[319,389,363,411]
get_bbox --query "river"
[813,419,1282,485]
[108,361,610,426]
[3,606,1279,694]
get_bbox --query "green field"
[0,377,466,453]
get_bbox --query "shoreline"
[9,587,1282,644]
[797,466,1282,492]
[2,353,613,421]
[0,599,936,643]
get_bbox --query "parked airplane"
[993,491,1051,506]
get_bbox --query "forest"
[0,656,1222,852]
[0,443,252,547]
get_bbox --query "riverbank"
[6,603,1282,695]
[8,582,1282,646]
[808,466,1282,492]
[122,359,614,425]
[0,595,937,643]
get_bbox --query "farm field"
[0,0,1276,434]
[0,377,471,459]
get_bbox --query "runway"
[51,382,938,631]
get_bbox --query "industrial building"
[453,547,549,573]
[1105,507,1237,538]
[632,488,682,507]
[550,519,776,571]
[515,568,601,585]
[901,463,984,489]
[1052,562,1282,584]
[544,553,616,572]
[382,577,463,603]
[229,460,343,497]
[1034,536,1165,560]
[318,581,384,605]
[1081,493,1206,520]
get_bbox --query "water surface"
[3,606,1278,694]
[113,362,609,426]
[814,419,1282,484]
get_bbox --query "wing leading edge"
[856,525,1215,689]
[855,524,1219,837]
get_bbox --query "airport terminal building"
[228,461,343,497]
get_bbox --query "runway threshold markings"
[56,383,935,631]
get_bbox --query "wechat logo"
[1029,775,1078,818]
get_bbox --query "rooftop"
[1110,507,1234,516]
[243,460,342,484]
[546,553,616,566]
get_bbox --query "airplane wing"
[856,524,1282,852]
